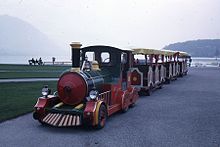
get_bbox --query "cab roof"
[82,45,132,52]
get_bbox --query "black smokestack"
[70,42,82,68]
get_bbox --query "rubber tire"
[96,104,107,129]
[122,105,129,113]
[145,88,152,96]
[158,84,163,89]
[129,103,135,108]
[165,79,170,84]
[178,73,183,77]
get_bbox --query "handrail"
[99,90,111,105]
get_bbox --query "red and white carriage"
[131,48,166,95]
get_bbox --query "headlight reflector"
[41,85,51,97]
[89,90,98,100]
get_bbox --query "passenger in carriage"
[91,60,100,71]
[134,58,139,65]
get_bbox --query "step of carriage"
[42,113,81,127]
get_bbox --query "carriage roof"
[132,48,164,55]
[178,51,191,58]
[132,48,178,56]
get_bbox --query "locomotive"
[33,42,139,129]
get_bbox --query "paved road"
[0,67,220,147]
[0,78,58,83]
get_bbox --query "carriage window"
[134,54,146,65]
[121,53,127,64]
[158,55,163,63]
[101,52,110,63]
[85,52,95,61]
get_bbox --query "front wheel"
[129,102,135,108]
[96,104,107,129]
[145,87,152,96]
[165,78,170,84]
[158,84,163,89]
[122,105,129,113]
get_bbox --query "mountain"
[164,39,220,57]
[0,15,61,56]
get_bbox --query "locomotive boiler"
[33,42,139,129]
[58,70,105,105]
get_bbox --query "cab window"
[85,52,95,61]
[121,53,127,64]
[101,52,110,63]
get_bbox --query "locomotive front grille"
[42,113,81,127]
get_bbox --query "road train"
[33,42,191,129]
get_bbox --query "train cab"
[33,43,138,129]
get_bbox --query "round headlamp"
[89,90,98,100]
[41,85,51,97]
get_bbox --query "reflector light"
[131,70,141,85]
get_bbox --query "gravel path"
[0,67,220,147]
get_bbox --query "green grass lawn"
[0,81,57,122]
[0,64,71,79]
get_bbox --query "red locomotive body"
[33,43,139,129]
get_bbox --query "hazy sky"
[0,0,220,50]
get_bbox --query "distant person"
[189,58,192,67]
[28,58,34,65]
[52,57,56,65]
[39,57,43,65]
[31,58,36,65]
[28,60,31,65]
[35,59,38,65]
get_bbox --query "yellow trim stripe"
[94,101,103,125]
[74,103,84,109]
[54,102,64,108]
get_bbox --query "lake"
[191,57,220,67]
[0,55,71,64]
[0,56,219,67]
